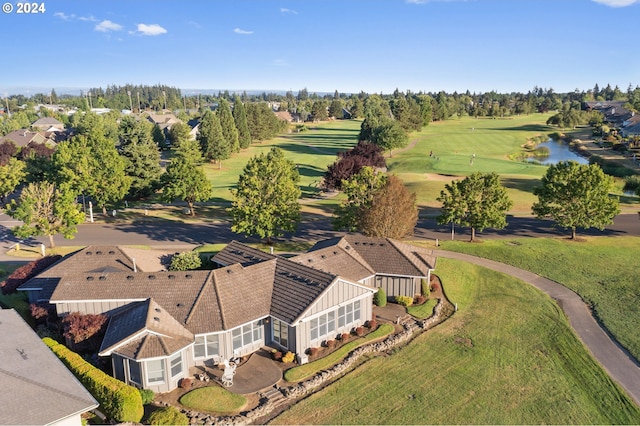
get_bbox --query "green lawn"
[284,323,394,383]
[178,386,247,414]
[439,236,640,362]
[272,259,640,425]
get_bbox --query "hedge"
[43,337,143,423]
[1,255,61,294]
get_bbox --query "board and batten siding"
[293,279,374,354]
[305,279,373,317]
[375,275,421,297]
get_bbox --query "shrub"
[430,281,439,292]
[30,304,49,320]
[420,278,430,296]
[395,295,413,307]
[308,347,321,357]
[147,406,189,426]
[169,251,202,271]
[415,295,426,305]
[179,378,192,389]
[62,312,108,344]
[373,288,387,307]
[366,318,378,329]
[340,333,350,342]
[623,175,640,194]
[272,351,283,361]
[282,351,296,363]
[42,337,143,423]
[325,339,337,349]
[1,255,61,294]
[139,389,155,405]
[354,326,365,337]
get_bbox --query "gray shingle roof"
[212,240,276,267]
[100,298,194,360]
[306,235,436,278]
[0,309,98,425]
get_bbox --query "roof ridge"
[210,269,227,330]
[185,270,212,326]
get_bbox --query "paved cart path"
[436,250,640,406]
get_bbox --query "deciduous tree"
[162,139,212,216]
[0,157,26,206]
[437,172,513,241]
[332,166,387,232]
[230,147,301,243]
[360,175,418,238]
[7,181,85,247]
[532,161,620,239]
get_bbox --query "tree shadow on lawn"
[500,176,540,193]
[494,124,554,133]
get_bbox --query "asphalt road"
[1,212,638,254]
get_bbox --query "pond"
[529,139,589,165]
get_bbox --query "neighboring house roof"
[213,240,276,267]
[0,129,51,147]
[32,117,64,130]
[19,246,139,302]
[291,239,375,282]
[305,235,436,278]
[99,298,194,360]
[0,309,98,425]
[274,111,293,122]
[146,113,182,130]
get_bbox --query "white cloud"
[233,28,254,35]
[136,24,167,36]
[54,12,74,20]
[592,0,639,6]
[95,20,123,32]
[78,15,98,22]
[281,8,298,14]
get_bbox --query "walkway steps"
[261,386,286,407]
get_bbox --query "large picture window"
[315,300,363,343]
[194,334,220,359]
[232,321,263,351]
[272,318,288,348]
[146,359,165,384]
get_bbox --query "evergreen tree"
[233,95,252,148]
[152,124,168,149]
[218,98,239,153]
[168,121,192,149]
[230,147,301,243]
[198,110,229,168]
[329,98,343,119]
[119,118,162,198]
[162,139,212,216]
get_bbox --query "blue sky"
[1,0,639,95]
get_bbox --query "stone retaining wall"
[182,295,455,425]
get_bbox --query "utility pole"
[127,90,133,112]
[137,91,141,113]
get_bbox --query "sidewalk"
[435,250,640,406]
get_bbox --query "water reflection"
[529,139,589,165]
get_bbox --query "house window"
[194,336,206,358]
[146,359,165,384]
[129,359,141,384]
[337,300,361,330]
[310,310,339,343]
[194,335,220,359]
[170,353,183,378]
[232,321,263,351]
[272,318,288,348]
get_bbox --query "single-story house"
[0,129,56,148]
[18,237,435,393]
[32,117,65,132]
[0,308,98,426]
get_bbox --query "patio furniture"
[220,359,237,387]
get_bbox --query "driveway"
[436,250,640,406]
